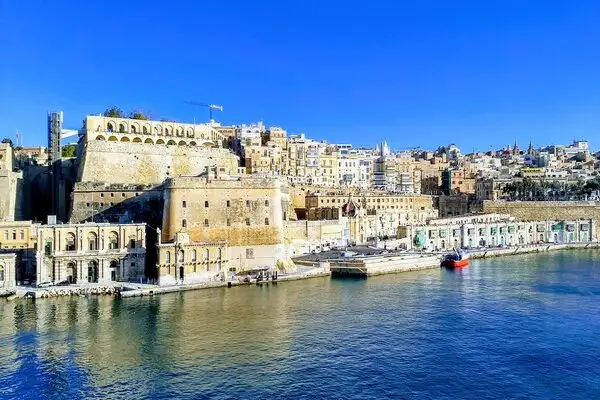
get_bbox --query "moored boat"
[441,249,470,268]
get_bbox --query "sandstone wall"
[482,200,600,237]
[78,141,240,185]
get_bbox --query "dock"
[329,254,441,277]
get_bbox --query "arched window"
[88,232,98,250]
[176,129,181,137]
[143,126,148,134]
[131,125,137,134]
[118,124,125,133]
[165,251,171,264]
[192,249,197,261]
[178,250,184,262]
[65,232,76,251]
[165,128,170,135]
[108,231,119,249]
[107,123,114,132]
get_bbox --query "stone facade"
[69,182,164,225]
[0,143,24,222]
[0,221,37,282]
[161,171,291,271]
[76,140,240,186]
[156,231,228,285]
[306,192,438,224]
[36,222,147,284]
[404,213,596,251]
[481,200,600,238]
[0,253,17,290]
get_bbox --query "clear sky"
[2,0,600,151]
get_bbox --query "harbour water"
[1,250,600,399]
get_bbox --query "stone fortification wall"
[69,182,164,226]
[162,176,285,246]
[482,200,600,236]
[78,140,240,185]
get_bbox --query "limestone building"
[36,222,148,284]
[0,143,24,222]
[0,220,37,282]
[156,230,228,285]
[70,115,242,224]
[160,169,292,275]
[403,214,596,251]
[0,253,17,290]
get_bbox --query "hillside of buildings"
[1,107,599,289]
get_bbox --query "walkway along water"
[5,242,599,300]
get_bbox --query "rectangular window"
[12,232,16,240]
[20,231,24,240]
[205,201,209,207]
[226,200,230,207]
[246,218,250,226]
[265,200,269,207]
[182,201,186,208]
[204,219,209,227]
[227,219,231,226]
[3,231,6,240]
[130,239,135,248]
[246,200,250,207]
[182,219,187,228]
[246,248,254,259]
[265,218,269,226]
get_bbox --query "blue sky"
[1,0,600,151]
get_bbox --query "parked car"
[56,280,70,286]
[37,281,53,288]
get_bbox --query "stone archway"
[66,262,77,284]
[110,260,119,281]
[88,261,99,283]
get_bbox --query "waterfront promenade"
[4,242,599,300]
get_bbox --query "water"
[1,250,600,400]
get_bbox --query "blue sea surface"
[1,250,600,399]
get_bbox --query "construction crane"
[184,101,223,122]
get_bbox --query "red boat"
[441,250,470,268]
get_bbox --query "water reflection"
[1,251,599,399]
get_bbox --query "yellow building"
[156,231,228,285]
[36,222,148,284]
[161,169,292,275]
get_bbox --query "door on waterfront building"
[519,235,524,244]
[88,261,99,283]
[66,262,77,284]
[540,234,544,243]
[441,240,446,249]
[179,267,184,282]
[554,233,559,243]
[468,238,472,248]
[110,261,119,282]
[491,237,496,246]
[500,236,505,246]
[569,233,574,242]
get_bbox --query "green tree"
[103,106,124,118]
[61,144,77,158]
[129,110,149,120]
[1,138,13,146]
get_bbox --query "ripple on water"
[1,250,600,399]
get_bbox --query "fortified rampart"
[77,140,240,185]
[482,200,600,236]
[69,182,164,227]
